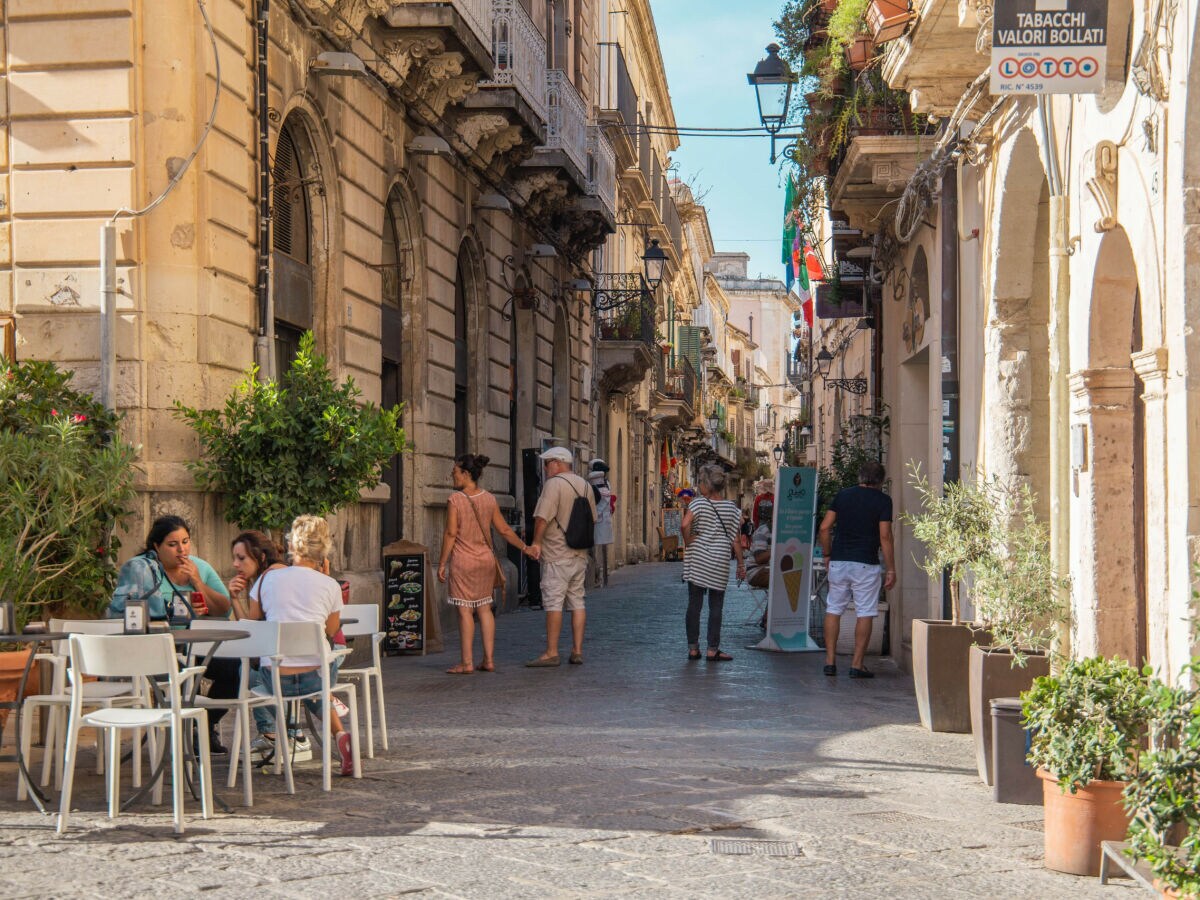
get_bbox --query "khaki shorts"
[541,556,587,612]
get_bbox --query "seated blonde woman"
[240,515,354,776]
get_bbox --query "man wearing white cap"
[527,446,597,667]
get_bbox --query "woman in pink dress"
[436,453,537,674]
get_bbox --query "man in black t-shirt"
[817,460,895,679]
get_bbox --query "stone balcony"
[827,134,940,234]
[880,0,988,116]
[461,0,548,173]
[650,355,697,430]
[595,281,658,392]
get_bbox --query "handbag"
[463,491,506,591]
[701,497,740,561]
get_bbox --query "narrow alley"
[0,563,1120,898]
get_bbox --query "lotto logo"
[997,55,1100,79]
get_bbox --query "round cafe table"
[2,631,69,813]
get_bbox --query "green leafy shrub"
[1123,660,1200,897]
[174,331,408,536]
[1022,656,1154,793]
[0,359,138,624]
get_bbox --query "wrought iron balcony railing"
[595,274,655,347]
[656,354,697,410]
[479,0,547,122]
[587,125,617,220]
[599,43,638,126]
[541,69,588,177]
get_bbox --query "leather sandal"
[688,649,702,660]
[525,655,561,667]
[706,650,733,661]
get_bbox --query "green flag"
[782,175,796,266]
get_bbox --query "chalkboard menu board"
[384,552,425,654]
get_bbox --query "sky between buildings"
[651,0,790,282]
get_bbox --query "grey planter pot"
[969,645,1050,785]
[911,619,978,733]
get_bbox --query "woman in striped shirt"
[681,464,746,661]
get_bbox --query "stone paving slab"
[0,562,1139,897]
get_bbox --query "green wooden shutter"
[677,325,702,378]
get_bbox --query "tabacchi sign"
[990,0,1107,95]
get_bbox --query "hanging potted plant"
[966,478,1068,786]
[845,34,875,70]
[867,0,913,43]
[901,463,994,733]
[1123,658,1200,898]
[1022,656,1154,877]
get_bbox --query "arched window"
[551,306,570,440]
[381,186,412,544]
[272,119,315,371]
[454,254,471,457]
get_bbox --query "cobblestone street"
[0,562,1128,898]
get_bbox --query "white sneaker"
[332,697,350,719]
[250,735,274,755]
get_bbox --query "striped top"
[683,497,742,590]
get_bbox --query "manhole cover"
[710,839,803,857]
[1005,819,1044,832]
[849,811,939,826]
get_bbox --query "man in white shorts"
[817,460,895,678]
[526,446,597,667]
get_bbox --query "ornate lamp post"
[747,44,799,164]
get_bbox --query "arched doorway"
[1073,226,1143,661]
[984,129,1052,521]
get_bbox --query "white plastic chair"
[252,621,361,792]
[337,603,388,757]
[19,618,144,800]
[57,633,212,835]
[186,619,287,807]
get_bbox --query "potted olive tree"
[967,479,1067,785]
[903,463,993,733]
[1022,656,1154,877]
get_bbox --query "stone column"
[1132,348,1169,672]
[1069,367,1137,660]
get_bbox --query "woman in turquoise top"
[109,515,235,752]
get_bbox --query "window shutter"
[677,325,702,376]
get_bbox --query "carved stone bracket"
[299,0,391,40]
[411,53,480,118]
[380,35,445,86]
[1085,140,1118,233]
[455,113,509,154]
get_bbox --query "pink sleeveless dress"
[446,490,500,608]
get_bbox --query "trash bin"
[991,697,1042,805]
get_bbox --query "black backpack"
[555,476,595,549]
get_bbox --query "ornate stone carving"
[299,0,390,39]
[1085,141,1118,233]
[514,171,563,205]
[455,113,510,152]
[380,35,445,86]
[411,53,480,118]
[478,125,524,167]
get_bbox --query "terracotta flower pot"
[867,0,913,43]
[1039,769,1132,876]
[0,649,33,728]
[845,34,876,71]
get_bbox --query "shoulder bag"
[463,491,506,591]
[701,497,739,561]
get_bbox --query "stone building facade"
[807,0,1200,676]
[0,0,625,616]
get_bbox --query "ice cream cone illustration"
[783,569,805,612]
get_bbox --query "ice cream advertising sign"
[990,0,1107,95]
[754,466,820,652]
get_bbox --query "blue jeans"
[252,659,340,735]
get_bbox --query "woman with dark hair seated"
[437,453,538,674]
[227,530,287,617]
[108,514,236,752]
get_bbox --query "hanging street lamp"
[642,239,667,291]
[747,44,799,164]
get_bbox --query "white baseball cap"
[539,446,573,464]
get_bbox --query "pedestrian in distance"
[681,464,746,661]
[587,458,615,588]
[817,460,896,679]
[436,453,539,674]
[526,446,596,667]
